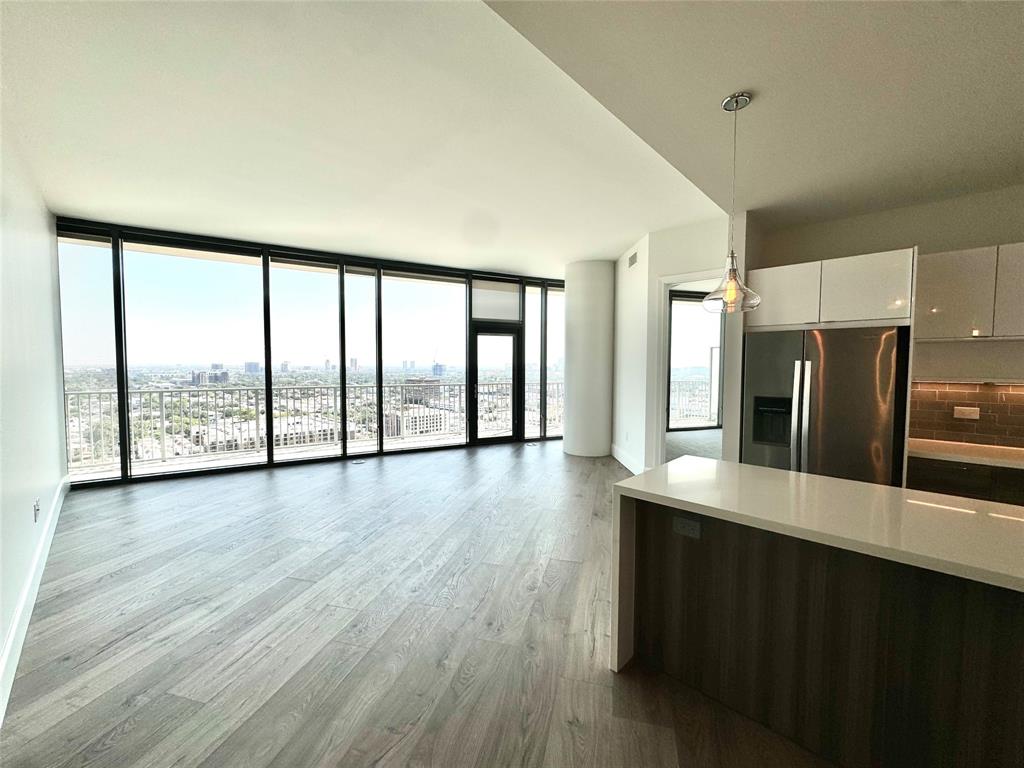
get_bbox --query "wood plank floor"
[665,429,722,462]
[1,442,833,767]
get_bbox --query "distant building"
[325,359,332,371]
[403,377,441,405]
[432,362,446,377]
[349,357,358,372]
[384,404,451,438]
[211,363,224,370]
[280,361,289,373]
[191,371,209,385]
[210,370,229,384]
[244,361,261,374]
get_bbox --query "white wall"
[611,212,748,474]
[643,217,730,467]
[0,135,68,722]
[753,183,1024,269]
[611,236,650,473]
[563,260,614,457]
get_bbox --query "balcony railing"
[64,381,566,477]
[668,378,718,429]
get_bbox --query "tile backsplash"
[909,382,1024,448]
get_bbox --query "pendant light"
[703,91,761,314]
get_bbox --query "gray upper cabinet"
[994,242,1024,337]
[914,247,998,339]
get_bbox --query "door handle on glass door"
[790,361,802,470]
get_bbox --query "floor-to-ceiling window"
[270,257,342,460]
[667,291,723,430]
[381,271,467,451]
[122,241,267,474]
[344,266,379,455]
[545,286,565,436]
[57,235,122,480]
[524,284,543,439]
[56,221,564,483]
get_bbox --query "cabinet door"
[914,247,997,339]
[745,262,821,327]
[820,248,913,322]
[906,457,997,501]
[994,242,1024,337]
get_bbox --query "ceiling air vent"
[628,252,637,268]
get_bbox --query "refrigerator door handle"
[801,360,813,471]
[790,361,802,470]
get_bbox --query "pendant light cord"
[729,105,737,256]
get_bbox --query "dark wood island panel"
[634,500,1024,768]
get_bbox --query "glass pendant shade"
[702,250,761,314]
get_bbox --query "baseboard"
[0,474,68,725]
[611,443,643,476]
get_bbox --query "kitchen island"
[612,456,1024,767]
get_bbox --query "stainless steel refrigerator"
[741,326,910,486]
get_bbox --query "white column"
[563,260,614,457]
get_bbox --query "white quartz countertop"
[615,456,1024,593]
[908,437,1024,470]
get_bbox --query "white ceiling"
[489,1,1024,231]
[0,2,721,278]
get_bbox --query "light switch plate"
[953,406,980,420]
[672,516,701,539]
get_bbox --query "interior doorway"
[665,279,724,462]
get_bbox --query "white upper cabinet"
[994,242,1024,337]
[819,248,913,323]
[745,262,821,327]
[914,247,997,339]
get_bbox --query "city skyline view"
[57,237,568,480]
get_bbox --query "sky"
[669,298,721,373]
[58,241,560,374]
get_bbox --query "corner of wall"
[611,443,643,476]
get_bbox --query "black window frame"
[55,217,564,486]
[666,289,725,433]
